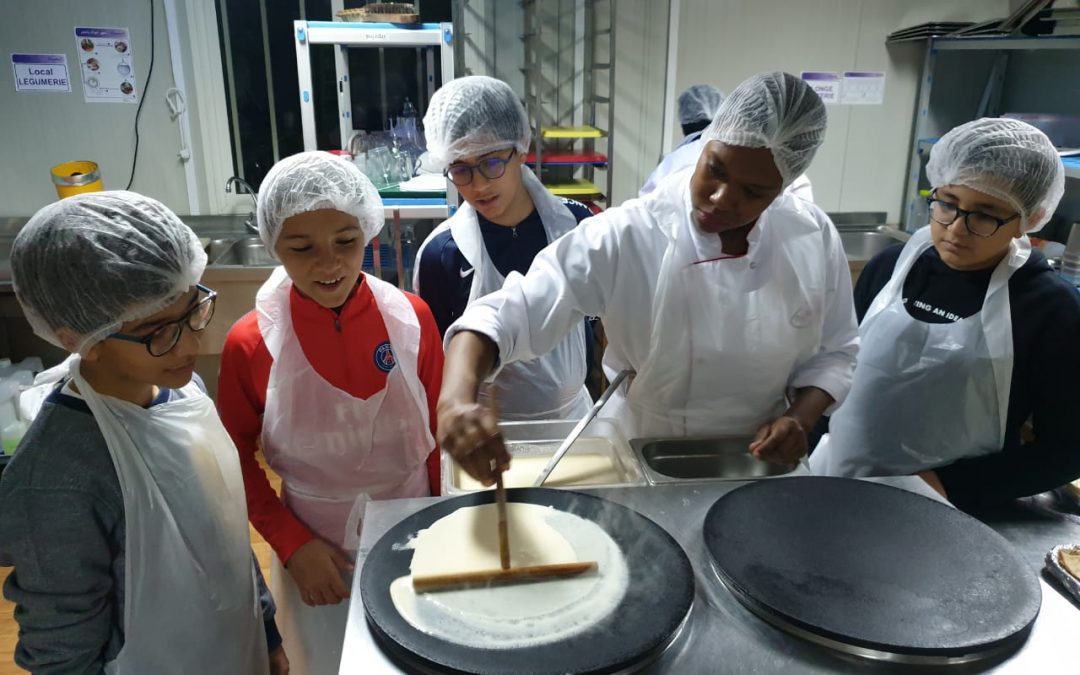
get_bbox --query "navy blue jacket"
[417,199,594,335]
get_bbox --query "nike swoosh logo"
[459,267,475,278]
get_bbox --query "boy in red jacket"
[218,152,443,673]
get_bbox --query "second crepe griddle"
[703,477,1041,664]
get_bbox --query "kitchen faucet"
[225,176,260,235]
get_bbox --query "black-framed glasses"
[926,193,1019,238]
[444,149,516,186]
[108,284,217,357]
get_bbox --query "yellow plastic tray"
[541,125,606,139]
[543,179,604,197]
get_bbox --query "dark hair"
[681,119,711,138]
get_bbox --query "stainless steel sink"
[630,436,796,484]
[208,237,278,267]
[206,238,237,262]
[839,230,904,261]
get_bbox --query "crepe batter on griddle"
[389,503,628,648]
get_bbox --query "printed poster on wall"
[74,27,137,103]
[800,71,840,105]
[841,71,886,105]
[11,53,71,92]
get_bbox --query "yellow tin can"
[51,161,104,199]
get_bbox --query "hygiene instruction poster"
[74,27,137,103]
[800,72,840,104]
[841,71,886,105]
[11,53,71,92]
[801,70,886,105]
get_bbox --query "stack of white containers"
[0,357,44,457]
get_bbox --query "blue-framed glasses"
[108,284,217,357]
[445,149,516,186]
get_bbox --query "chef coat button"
[749,261,757,269]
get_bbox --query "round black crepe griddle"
[704,477,1041,664]
[361,488,694,675]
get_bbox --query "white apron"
[605,188,827,439]
[415,166,591,421]
[256,267,434,675]
[68,360,267,675]
[19,355,76,421]
[810,226,1027,477]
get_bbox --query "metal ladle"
[532,369,634,487]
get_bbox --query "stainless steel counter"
[340,477,1080,674]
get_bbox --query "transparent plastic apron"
[810,226,1026,477]
[69,360,267,675]
[256,268,434,674]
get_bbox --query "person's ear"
[55,328,83,354]
[1021,208,1046,237]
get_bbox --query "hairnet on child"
[423,75,531,170]
[702,71,827,188]
[678,84,725,126]
[11,191,206,355]
[926,118,1064,233]
[257,151,385,253]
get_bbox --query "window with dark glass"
[216,0,452,188]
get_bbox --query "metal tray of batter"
[441,419,644,495]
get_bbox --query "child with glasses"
[0,192,287,673]
[414,75,594,422]
[217,152,444,674]
[811,118,1080,509]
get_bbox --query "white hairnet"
[423,75,531,170]
[257,151,385,253]
[11,191,206,355]
[926,118,1064,233]
[678,84,725,125]
[702,71,827,187]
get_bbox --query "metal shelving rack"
[901,35,1080,233]
[293,19,458,288]
[293,20,458,220]
[522,0,615,209]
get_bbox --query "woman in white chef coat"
[437,71,860,485]
[810,118,1080,507]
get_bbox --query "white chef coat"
[447,167,858,438]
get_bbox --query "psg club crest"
[374,341,396,373]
